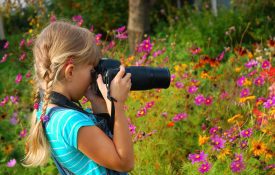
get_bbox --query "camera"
[91,58,171,97]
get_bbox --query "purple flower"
[10,96,19,104]
[6,158,16,167]
[209,126,219,135]
[230,160,245,173]
[15,73,22,84]
[240,88,250,97]
[128,124,136,134]
[198,162,211,174]
[136,37,152,53]
[254,76,265,86]
[188,151,208,164]
[204,96,213,106]
[175,82,184,89]
[195,94,205,106]
[211,136,226,150]
[264,164,275,170]
[236,76,246,87]
[240,128,253,138]
[188,85,198,94]
[10,112,18,125]
[172,113,188,122]
[0,96,9,106]
[262,60,270,69]
[245,59,258,68]
[263,97,275,109]
[240,140,248,149]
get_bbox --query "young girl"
[23,21,134,175]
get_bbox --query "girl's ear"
[64,64,75,81]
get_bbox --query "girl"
[23,21,134,175]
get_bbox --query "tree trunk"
[211,0,218,16]
[0,13,5,39]
[127,0,150,54]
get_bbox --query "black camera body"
[91,58,171,97]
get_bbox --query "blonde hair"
[22,20,102,167]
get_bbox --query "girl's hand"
[97,65,131,106]
[85,86,108,114]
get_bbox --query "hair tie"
[40,115,49,123]
[33,102,39,110]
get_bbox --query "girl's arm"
[79,66,134,172]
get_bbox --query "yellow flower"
[243,79,252,86]
[235,67,242,72]
[239,96,256,103]
[228,114,243,123]
[199,135,209,146]
[251,140,267,156]
[174,64,187,72]
[269,108,275,115]
[200,72,210,79]
[248,51,253,59]
[28,29,33,34]
[265,150,273,162]
[4,144,14,155]
[217,148,231,160]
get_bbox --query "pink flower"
[198,162,211,174]
[20,129,27,138]
[1,53,8,63]
[262,60,270,69]
[161,112,168,118]
[19,52,27,61]
[72,15,83,26]
[25,71,31,78]
[95,33,102,45]
[240,88,250,97]
[188,151,208,164]
[195,94,205,106]
[89,25,94,32]
[204,96,213,105]
[19,39,25,48]
[236,76,246,87]
[170,74,176,82]
[136,37,153,53]
[26,39,33,47]
[128,124,136,134]
[4,41,9,49]
[15,73,22,84]
[254,76,265,86]
[240,128,253,138]
[172,113,188,122]
[175,81,184,89]
[6,158,16,167]
[136,107,147,117]
[145,101,155,109]
[187,85,198,94]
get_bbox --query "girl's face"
[69,64,95,101]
